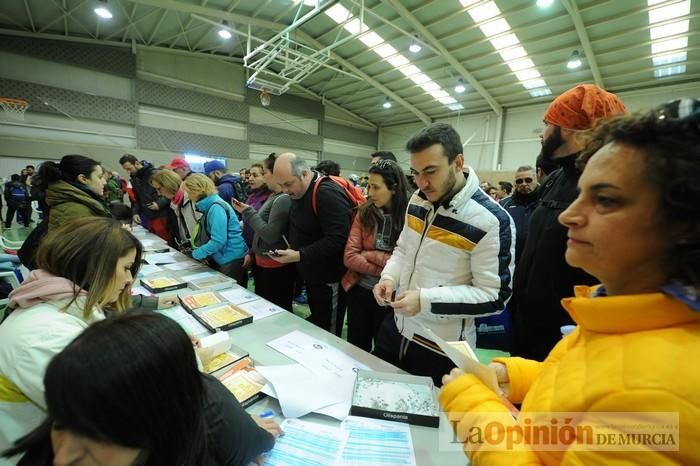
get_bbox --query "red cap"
[167,157,189,170]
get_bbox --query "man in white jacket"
[373,123,515,384]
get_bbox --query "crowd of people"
[0,85,698,465]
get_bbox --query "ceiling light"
[218,20,232,39]
[325,3,351,23]
[409,73,431,84]
[489,33,519,49]
[648,0,690,24]
[515,69,541,81]
[387,55,409,67]
[521,78,547,89]
[375,44,398,58]
[399,65,422,77]
[651,37,688,54]
[479,18,510,37]
[420,82,441,92]
[654,64,686,77]
[650,19,689,40]
[536,0,555,7]
[530,87,552,97]
[344,18,366,35]
[454,78,466,93]
[566,50,582,69]
[448,103,465,111]
[429,90,449,99]
[409,35,422,53]
[467,1,501,22]
[438,96,457,105]
[359,32,384,48]
[652,51,687,66]
[382,97,392,109]
[507,57,535,72]
[499,46,527,61]
[94,0,112,19]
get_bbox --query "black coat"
[288,172,352,285]
[129,161,169,219]
[510,155,597,361]
[499,187,541,264]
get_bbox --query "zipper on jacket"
[406,204,436,288]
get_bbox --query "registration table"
[131,226,469,466]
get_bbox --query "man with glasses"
[499,166,540,265]
[510,84,626,361]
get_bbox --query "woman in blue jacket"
[183,174,248,286]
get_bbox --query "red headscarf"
[544,84,627,130]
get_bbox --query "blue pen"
[259,410,275,419]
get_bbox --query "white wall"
[380,81,700,172]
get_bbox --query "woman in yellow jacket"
[440,100,700,465]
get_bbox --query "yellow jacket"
[439,286,700,465]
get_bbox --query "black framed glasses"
[515,177,533,184]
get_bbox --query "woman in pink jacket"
[342,160,411,352]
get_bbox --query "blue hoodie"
[192,194,247,265]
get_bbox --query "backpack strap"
[311,176,326,215]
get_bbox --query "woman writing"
[184,174,247,286]
[440,100,700,465]
[36,155,111,230]
[342,160,411,352]
[232,154,294,311]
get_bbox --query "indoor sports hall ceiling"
[0,0,697,126]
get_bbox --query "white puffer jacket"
[381,167,515,350]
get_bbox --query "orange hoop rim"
[0,98,29,107]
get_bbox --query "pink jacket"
[341,216,392,291]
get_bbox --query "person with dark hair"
[241,163,272,248]
[2,312,279,466]
[272,153,352,336]
[36,155,111,231]
[232,153,295,311]
[204,160,246,205]
[535,152,558,183]
[497,181,513,198]
[107,202,134,229]
[373,123,515,385]
[3,174,31,228]
[441,99,700,466]
[119,154,172,242]
[342,160,411,352]
[499,166,540,264]
[370,151,397,165]
[24,166,34,176]
[510,84,627,361]
[316,160,341,177]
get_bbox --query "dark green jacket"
[45,180,111,231]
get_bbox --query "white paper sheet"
[144,252,179,264]
[421,327,499,393]
[219,287,260,306]
[137,264,163,277]
[262,419,347,466]
[340,417,416,466]
[164,261,198,271]
[181,271,219,282]
[237,298,286,321]
[159,305,210,338]
[257,364,346,419]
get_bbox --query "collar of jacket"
[556,153,580,177]
[510,185,541,204]
[562,285,700,333]
[416,166,479,210]
[195,193,223,212]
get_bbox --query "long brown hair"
[35,217,143,318]
[358,160,411,248]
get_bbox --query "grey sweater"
[241,192,291,255]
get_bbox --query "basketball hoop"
[0,98,29,121]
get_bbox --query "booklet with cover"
[182,302,253,333]
[179,292,222,312]
[141,277,188,294]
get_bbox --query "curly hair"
[577,107,700,288]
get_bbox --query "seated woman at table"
[232,153,295,311]
[342,160,411,352]
[2,311,280,465]
[439,100,700,465]
[36,155,112,231]
[183,174,248,287]
[150,168,199,250]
